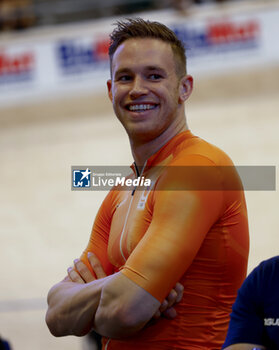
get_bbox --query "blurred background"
[0,0,279,349]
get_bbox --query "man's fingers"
[174,282,184,303]
[154,283,184,320]
[67,267,85,284]
[159,282,184,314]
[68,253,106,284]
[166,289,178,308]
[162,307,177,319]
[73,259,95,283]
[88,252,107,279]
[153,310,161,319]
[159,299,168,313]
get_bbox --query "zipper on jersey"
[120,160,147,260]
[132,160,147,196]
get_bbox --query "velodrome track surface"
[0,65,279,349]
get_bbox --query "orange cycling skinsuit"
[81,130,249,349]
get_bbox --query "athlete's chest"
[107,188,153,268]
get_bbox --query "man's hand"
[67,252,106,283]
[153,282,184,319]
[68,253,184,320]
[46,253,109,337]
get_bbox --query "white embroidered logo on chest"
[137,186,153,210]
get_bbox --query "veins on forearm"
[46,279,104,337]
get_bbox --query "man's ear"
[179,75,193,103]
[107,79,113,101]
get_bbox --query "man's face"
[107,38,191,143]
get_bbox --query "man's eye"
[118,75,132,81]
[149,74,162,80]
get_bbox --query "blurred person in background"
[0,336,12,350]
[171,0,193,14]
[46,18,249,349]
[0,0,35,31]
[171,0,227,14]
[223,256,279,350]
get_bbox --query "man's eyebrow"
[145,66,166,73]
[114,68,132,76]
[113,66,167,78]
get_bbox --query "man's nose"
[129,76,148,99]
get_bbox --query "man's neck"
[130,120,188,166]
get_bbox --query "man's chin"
[126,127,161,143]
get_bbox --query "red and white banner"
[0,1,278,106]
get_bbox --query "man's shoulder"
[250,256,279,276]
[241,256,279,297]
[254,256,279,281]
[172,134,234,167]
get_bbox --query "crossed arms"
[46,157,224,339]
[46,252,183,338]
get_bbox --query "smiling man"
[46,18,249,349]
[107,36,190,153]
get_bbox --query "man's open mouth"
[126,104,158,112]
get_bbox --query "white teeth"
[129,104,156,111]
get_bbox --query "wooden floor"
[0,66,278,350]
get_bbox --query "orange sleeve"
[80,191,115,277]
[121,155,225,302]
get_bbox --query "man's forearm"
[53,256,183,340]
[93,272,160,338]
[46,276,111,337]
